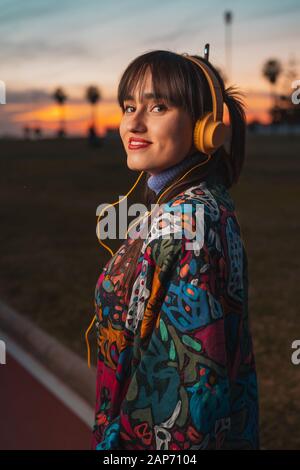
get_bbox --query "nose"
[126,108,147,133]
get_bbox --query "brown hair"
[111,50,246,303]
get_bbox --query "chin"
[127,155,148,172]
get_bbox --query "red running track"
[0,353,93,450]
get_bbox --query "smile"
[128,140,152,150]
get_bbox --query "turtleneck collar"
[147,151,206,195]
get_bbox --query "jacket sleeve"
[95,200,232,450]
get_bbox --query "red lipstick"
[128,137,152,150]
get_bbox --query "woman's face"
[119,68,195,175]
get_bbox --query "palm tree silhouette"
[86,85,101,129]
[53,87,67,137]
[262,59,282,109]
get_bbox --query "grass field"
[1,133,299,449]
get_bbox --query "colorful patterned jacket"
[91,180,260,450]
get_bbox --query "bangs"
[117,50,209,121]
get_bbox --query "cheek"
[119,119,126,141]
[155,116,192,149]
[176,117,193,147]
[153,118,180,144]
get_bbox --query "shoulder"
[140,182,230,267]
[145,182,231,245]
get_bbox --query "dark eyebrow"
[123,92,166,101]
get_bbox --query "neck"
[147,151,206,195]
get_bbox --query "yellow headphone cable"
[85,153,211,368]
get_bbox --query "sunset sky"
[0,0,299,136]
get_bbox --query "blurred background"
[0,0,299,450]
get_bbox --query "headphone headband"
[181,54,224,123]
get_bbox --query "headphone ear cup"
[194,112,229,154]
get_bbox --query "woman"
[90,50,260,450]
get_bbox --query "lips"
[128,137,152,150]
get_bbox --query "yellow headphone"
[181,52,229,154]
[84,47,230,368]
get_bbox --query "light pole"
[224,10,233,83]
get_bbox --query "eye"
[152,103,167,112]
[124,105,135,113]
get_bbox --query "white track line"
[0,329,94,428]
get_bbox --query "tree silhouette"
[86,85,101,129]
[262,59,282,109]
[53,87,67,138]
